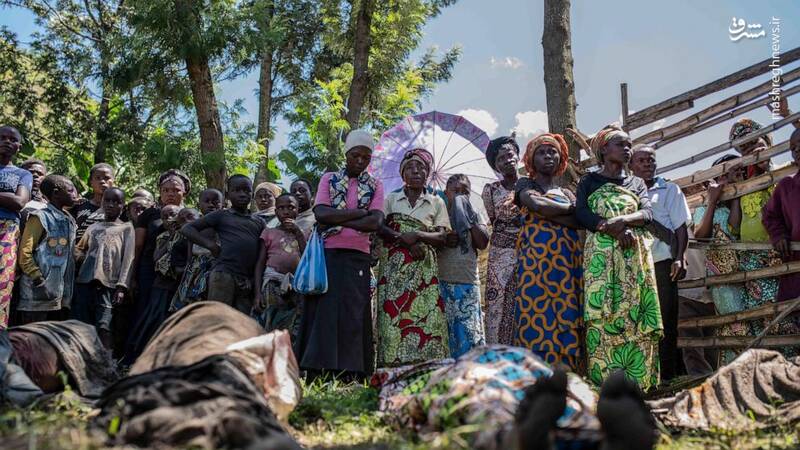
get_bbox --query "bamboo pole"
[657,111,800,174]
[688,240,800,251]
[634,68,800,145]
[654,84,800,149]
[678,334,800,349]
[685,163,796,208]
[677,298,800,329]
[678,260,800,289]
[672,140,789,188]
[626,46,800,130]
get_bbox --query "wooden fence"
[582,46,800,351]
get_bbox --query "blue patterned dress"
[513,184,583,371]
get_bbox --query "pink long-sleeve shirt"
[762,173,800,301]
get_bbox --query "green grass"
[0,378,798,449]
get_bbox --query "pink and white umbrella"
[368,111,496,202]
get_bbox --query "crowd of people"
[0,111,799,391]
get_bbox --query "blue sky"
[2,0,799,181]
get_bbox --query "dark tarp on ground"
[130,301,265,375]
[10,320,117,398]
[94,354,300,450]
[649,349,800,430]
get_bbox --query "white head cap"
[344,129,374,154]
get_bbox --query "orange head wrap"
[524,133,569,177]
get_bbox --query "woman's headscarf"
[399,148,434,178]
[591,125,629,164]
[729,118,772,147]
[254,181,283,198]
[158,169,191,195]
[524,133,569,177]
[485,136,519,171]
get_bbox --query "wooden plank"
[672,141,789,188]
[620,83,629,129]
[679,260,800,289]
[688,240,800,251]
[678,334,800,349]
[654,84,800,149]
[677,298,800,329]
[685,163,796,208]
[657,111,800,174]
[635,69,800,145]
[627,46,800,130]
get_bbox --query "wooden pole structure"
[626,46,800,130]
[620,83,629,130]
[688,240,800,251]
[672,141,789,188]
[685,163,796,208]
[634,68,800,145]
[677,297,800,329]
[654,84,800,149]
[657,111,800,174]
[678,260,800,289]
[678,334,800,349]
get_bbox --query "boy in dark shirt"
[70,163,115,241]
[182,175,264,313]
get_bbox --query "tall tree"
[280,0,461,181]
[344,0,374,130]
[542,0,578,161]
[124,0,246,189]
[3,0,126,163]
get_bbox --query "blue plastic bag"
[292,228,328,295]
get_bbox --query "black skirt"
[297,249,373,374]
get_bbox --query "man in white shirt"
[630,144,691,382]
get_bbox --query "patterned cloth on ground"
[371,345,600,450]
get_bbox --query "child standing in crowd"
[16,175,78,324]
[19,159,47,212]
[253,193,307,338]
[171,189,224,310]
[182,175,265,313]
[73,188,134,349]
[0,126,32,329]
[71,163,115,241]
[438,174,488,358]
[290,179,316,235]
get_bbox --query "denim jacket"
[18,204,76,311]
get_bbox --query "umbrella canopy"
[368,111,497,200]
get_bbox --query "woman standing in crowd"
[253,182,283,227]
[481,136,522,345]
[692,154,747,363]
[576,126,662,390]
[0,126,32,329]
[298,130,384,378]
[290,179,316,235]
[513,134,583,371]
[728,119,796,335]
[375,148,451,367]
[125,169,189,363]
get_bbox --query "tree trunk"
[94,70,111,163]
[542,0,578,162]
[344,0,373,130]
[185,54,226,190]
[254,1,275,184]
[254,49,274,184]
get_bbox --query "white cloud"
[458,108,499,136]
[511,110,549,143]
[490,56,525,69]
